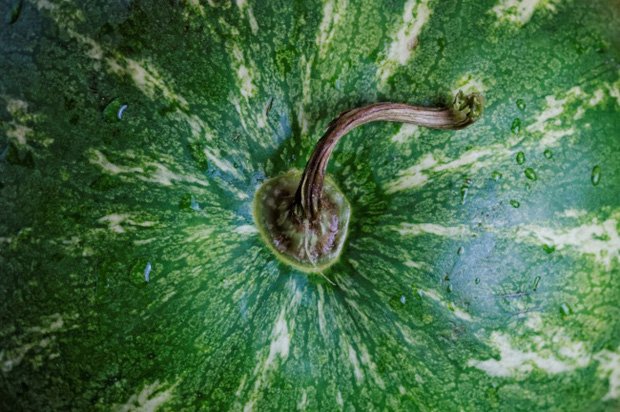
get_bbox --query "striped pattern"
[1,0,619,411]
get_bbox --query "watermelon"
[1,0,619,410]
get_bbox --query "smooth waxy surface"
[1,0,620,411]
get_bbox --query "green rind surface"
[0,0,619,411]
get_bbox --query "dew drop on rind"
[543,149,553,159]
[474,277,481,284]
[510,199,520,208]
[516,151,525,165]
[516,99,526,111]
[103,98,123,122]
[457,246,465,255]
[524,167,537,181]
[491,171,502,181]
[511,118,521,134]
[460,186,468,204]
[532,276,541,291]
[560,303,572,316]
[591,165,601,186]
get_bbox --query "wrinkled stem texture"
[294,92,483,220]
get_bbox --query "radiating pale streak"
[358,344,385,388]
[468,331,590,377]
[527,86,582,133]
[608,77,620,106]
[385,153,436,192]
[317,285,328,339]
[391,124,420,144]
[33,0,56,11]
[396,210,620,269]
[297,56,313,134]
[241,284,301,412]
[560,209,588,218]
[515,215,620,269]
[385,145,508,194]
[265,310,291,367]
[525,85,610,147]
[3,98,53,148]
[1,313,67,373]
[30,1,249,185]
[316,0,348,57]
[491,0,562,26]
[98,214,157,234]
[114,380,176,412]
[231,45,257,99]
[187,0,205,15]
[467,313,620,399]
[377,0,431,84]
[88,150,210,187]
[5,124,32,146]
[106,56,189,110]
[185,227,216,243]
[395,222,471,238]
[418,289,472,321]
[41,7,191,112]
[236,0,259,34]
[595,349,620,400]
[403,260,431,271]
[6,98,29,116]
[296,390,308,410]
[234,225,258,235]
[386,82,616,193]
[347,344,364,382]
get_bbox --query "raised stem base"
[253,170,350,273]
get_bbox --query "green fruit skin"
[0,1,619,411]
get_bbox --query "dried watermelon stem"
[293,91,483,220]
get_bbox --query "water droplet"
[457,246,465,255]
[532,276,541,291]
[144,261,152,283]
[543,149,553,159]
[560,303,572,317]
[516,99,526,111]
[491,171,502,181]
[190,197,201,211]
[460,186,468,204]
[542,244,556,254]
[103,98,123,122]
[475,277,481,284]
[524,167,537,181]
[510,199,520,208]
[516,151,525,165]
[591,165,601,186]
[447,284,453,293]
[400,295,406,305]
[117,104,128,120]
[511,118,521,134]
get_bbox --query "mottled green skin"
[1,1,619,411]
